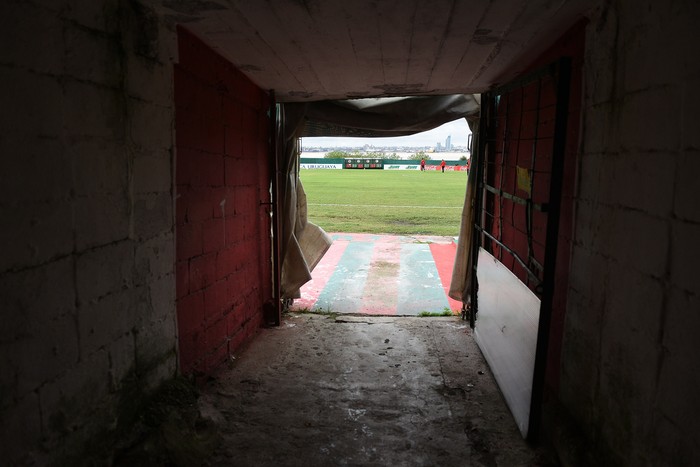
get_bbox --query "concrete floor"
[199,314,553,466]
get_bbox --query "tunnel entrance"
[288,121,472,316]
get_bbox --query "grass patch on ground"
[300,169,467,235]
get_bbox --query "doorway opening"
[287,118,473,317]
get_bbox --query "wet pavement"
[200,314,551,466]
[291,233,462,315]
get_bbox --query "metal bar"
[497,94,509,261]
[526,79,543,282]
[268,95,281,327]
[474,225,542,286]
[483,184,548,212]
[469,92,492,328]
[528,57,572,442]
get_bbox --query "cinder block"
[204,279,229,321]
[204,339,229,372]
[64,26,122,88]
[0,201,74,273]
[205,317,228,349]
[619,86,682,152]
[189,252,217,292]
[597,342,659,463]
[656,288,700,443]
[38,348,110,438]
[606,208,668,278]
[214,188,233,219]
[175,222,203,260]
[107,332,135,392]
[202,218,226,254]
[12,310,81,396]
[74,193,130,250]
[179,188,212,224]
[174,110,204,152]
[176,260,189,299]
[76,240,134,302]
[226,307,245,337]
[603,263,663,358]
[135,314,177,375]
[63,80,125,141]
[133,155,172,194]
[139,352,177,393]
[621,15,682,93]
[133,192,173,241]
[606,151,675,216]
[682,79,700,151]
[176,291,204,337]
[70,139,129,197]
[583,7,618,106]
[127,57,173,107]
[674,150,700,223]
[77,286,140,357]
[0,2,64,74]
[0,257,75,341]
[134,233,175,285]
[0,137,72,204]
[559,325,601,428]
[128,100,174,152]
[177,330,200,374]
[203,154,225,187]
[0,68,64,139]
[62,0,119,32]
[0,391,42,465]
[215,247,237,278]
[145,273,176,324]
[670,220,700,294]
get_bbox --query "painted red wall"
[174,27,272,377]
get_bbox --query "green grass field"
[299,169,468,235]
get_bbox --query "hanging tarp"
[301,95,480,137]
[277,95,481,300]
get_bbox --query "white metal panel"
[474,247,540,438]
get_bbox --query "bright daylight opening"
[289,119,473,317]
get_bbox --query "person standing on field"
[420,158,426,171]
[440,159,446,173]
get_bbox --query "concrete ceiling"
[162,0,593,102]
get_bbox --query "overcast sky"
[300,118,471,148]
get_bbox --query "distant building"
[445,135,452,151]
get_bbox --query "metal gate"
[469,58,572,439]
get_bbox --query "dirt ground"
[198,313,557,466]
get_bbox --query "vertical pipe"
[527,58,572,441]
[469,92,492,328]
[269,94,281,326]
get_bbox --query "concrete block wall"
[0,1,178,463]
[174,27,272,378]
[560,0,700,464]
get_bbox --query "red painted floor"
[291,233,462,315]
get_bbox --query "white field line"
[308,203,462,209]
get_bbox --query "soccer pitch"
[299,169,468,235]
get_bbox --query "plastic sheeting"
[277,95,481,302]
[301,95,480,138]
